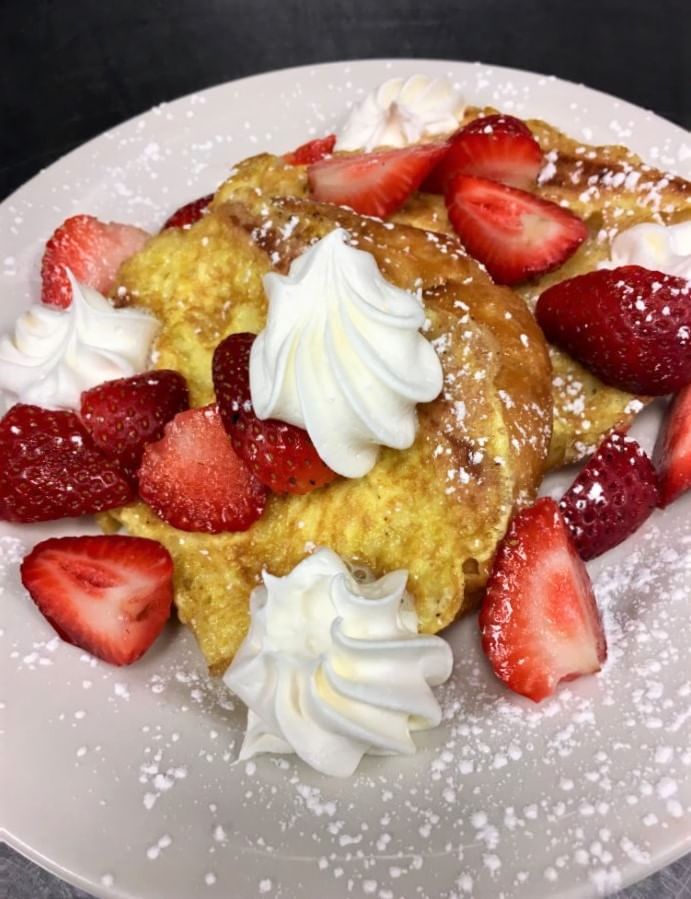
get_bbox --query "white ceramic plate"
[1,59,690,899]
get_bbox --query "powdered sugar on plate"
[2,60,691,899]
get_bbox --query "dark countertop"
[1,0,689,201]
[1,1,690,897]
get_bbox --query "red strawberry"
[162,194,214,230]
[536,266,691,395]
[479,497,607,703]
[41,215,150,308]
[80,370,190,480]
[213,333,337,494]
[308,142,448,217]
[138,404,267,533]
[0,404,134,523]
[284,134,336,166]
[424,114,542,193]
[560,431,658,560]
[445,175,587,285]
[21,535,173,666]
[654,385,691,507]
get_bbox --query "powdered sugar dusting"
[2,59,691,899]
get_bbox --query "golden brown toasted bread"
[208,121,691,469]
[394,109,691,468]
[109,175,552,674]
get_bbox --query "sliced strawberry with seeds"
[560,431,658,560]
[213,332,337,494]
[41,214,150,308]
[308,142,448,218]
[479,497,607,703]
[138,404,267,533]
[0,404,134,523]
[21,535,173,666]
[536,266,691,395]
[424,114,543,193]
[80,370,190,481]
[654,385,691,507]
[162,194,214,230]
[284,134,336,166]
[445,175,587,285]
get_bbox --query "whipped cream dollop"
[0,271,160,412]
[249,229,443,478]
[335,75,464,152]
[601,220,691,280]
[224,548,453,777]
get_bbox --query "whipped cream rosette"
[0,271,159,412]
[336,75,464,152]
[249,228,443,478]
[600,220,691,279]
[224,548,453,777]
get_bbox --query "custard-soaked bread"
[394,109,691,468]
[121,129,690,471]
[110,174,552,674]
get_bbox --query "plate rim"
[3,55,689,211]
[2,56,690,899]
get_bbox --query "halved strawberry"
[162,194,214,230]
[80,370,190,480]
[0,404,134,523]
[479,497,607,702]
[445,175,587,285]
[284,134,336,166]
[424,114,542,193]
[21,535,173,666]
[536,266,691,395]
[560,431,658,560]
[308,142,448,217]
[41,214,150,308]
[654,385,691,507]
[213,333,337,494]
[138,404,267,533]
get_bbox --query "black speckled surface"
[1,0,689,896]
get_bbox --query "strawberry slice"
[213,333,337,494]
[536,266,691,395]
[80,370,190,481]
[162,194,214,230]
[0,404,134,523]
[21,535,173,666]
[560,431,659,560]
[284,134,336,166]
[308,142,448,217]
[654,385,691,507]
[479,497,607,702]
[41,214,150,308]
[138,404,267,533]
[424,114,543,193]
[445,175,587,285]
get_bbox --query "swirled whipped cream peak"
[335,74,464,152]
[600,220,691,280]
[0,271,160,413]
[249,229,444,478]
[223,547,454,778]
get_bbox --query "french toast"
[105,108,690,673]
[193,109,691,469]
[108,183,552,674]
[393,109,691,467]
